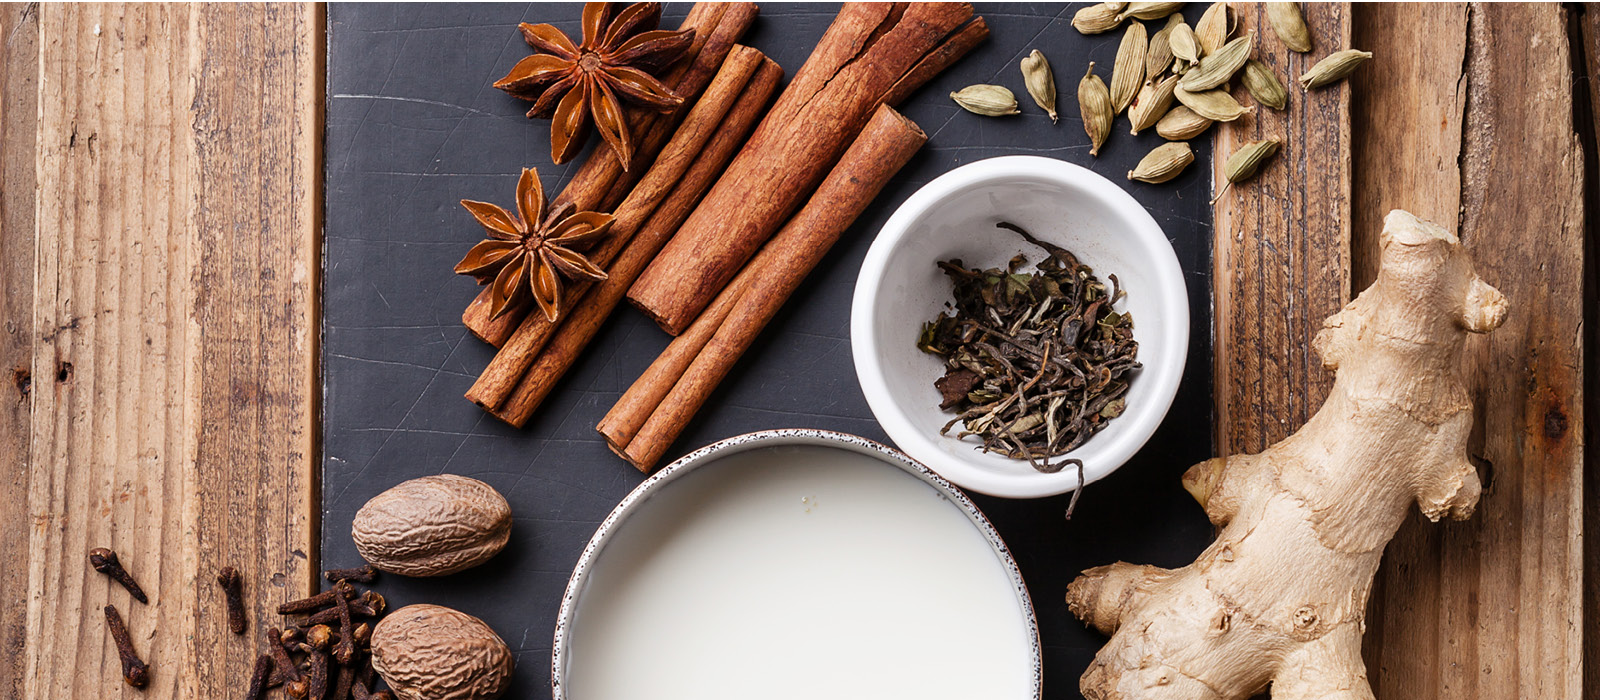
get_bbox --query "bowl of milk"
[552,429,1041,700]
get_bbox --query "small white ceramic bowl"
[851,156,1188,499]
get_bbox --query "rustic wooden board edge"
[1211,1,1353,455]
[15,4,323,697]
[1576,4,1599,699]
[1353,3,1587,698]
[1,3,40,700]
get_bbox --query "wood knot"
[1543,404,1568,441]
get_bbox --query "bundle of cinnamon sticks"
[460,3,989,470]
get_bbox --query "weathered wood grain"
[1211,2,1353,454]
[18,4,321,698]
[1354,4,1587,699]
[1,4,40,699]
[1576,5,1598,696]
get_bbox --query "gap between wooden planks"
[1215,2,1590,699]
[1,4,322,698]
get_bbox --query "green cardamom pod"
[1021,50,1059,123]
[1129,74,1180,134]
[1110,22,1148,113]
[1155,105,1213,140]
[1180,31,1253,92]
[1241,59,1287,110]
[1212,139,1281,202]
[1145,14,1181,77]
[1118,1,1186,21]
[1266,2,1313,52]
[1078,63,1114,157]
[950,84,1021,116]
[1128,141,1195,183]
[1073,2,1127,35]
[1174,84,1254,121]
[1170,20,1200,67]
[1194,2,1232,56]
[1299,49,1372,89]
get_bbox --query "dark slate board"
[323,4,1215,698]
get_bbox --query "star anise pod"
[455,168,614,322]
[494,2,695,166]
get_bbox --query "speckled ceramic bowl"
[552,429,1041,700]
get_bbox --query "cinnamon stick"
[462,2,758,346]
[626,2,976,336]
[882,17,990,107]
[602,105,927,470]
[490,60,785,427]
[464,47,775,411]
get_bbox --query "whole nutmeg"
[371,604,513,700]
[352,475,511,576]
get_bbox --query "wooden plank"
[1577,5,1598,699]
[1353,4,1587,698]
[1211,2,1353,454]
[1,4,40,699]
[20,4,321,697]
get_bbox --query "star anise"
[455,168,614,322]
[494,2,695,166]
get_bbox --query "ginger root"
[1065,210,1508,700]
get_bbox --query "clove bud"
[216,566,247,635]
[104,604,149,688]
[89,547,148,604]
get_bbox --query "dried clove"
[104,604,150,688]
[323,564,378,584]
[89,548,148,604]
[299,595,382,627]
[265,626,303,686]
[334,663,357,700]
[305,624,334,651]
[334,594,357,665]
[216,566,247,635]
[245,654,274,700]
[277,579,356,615]
[306,647,330,700]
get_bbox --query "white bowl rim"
[850,155,1189,499]
[550,429,1043,700]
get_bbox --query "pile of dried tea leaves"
[918,223,1139,477]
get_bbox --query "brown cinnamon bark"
[461,2,758,346]
[602,105,927,470]
[489,60,785,427]
[626,2,975,335]
[882,17,989,107]
[464,47,774,411]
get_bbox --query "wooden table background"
[0,2,1592,698]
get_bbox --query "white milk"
[565,445,1036,700]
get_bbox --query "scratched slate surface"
[323,4,1215,698]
